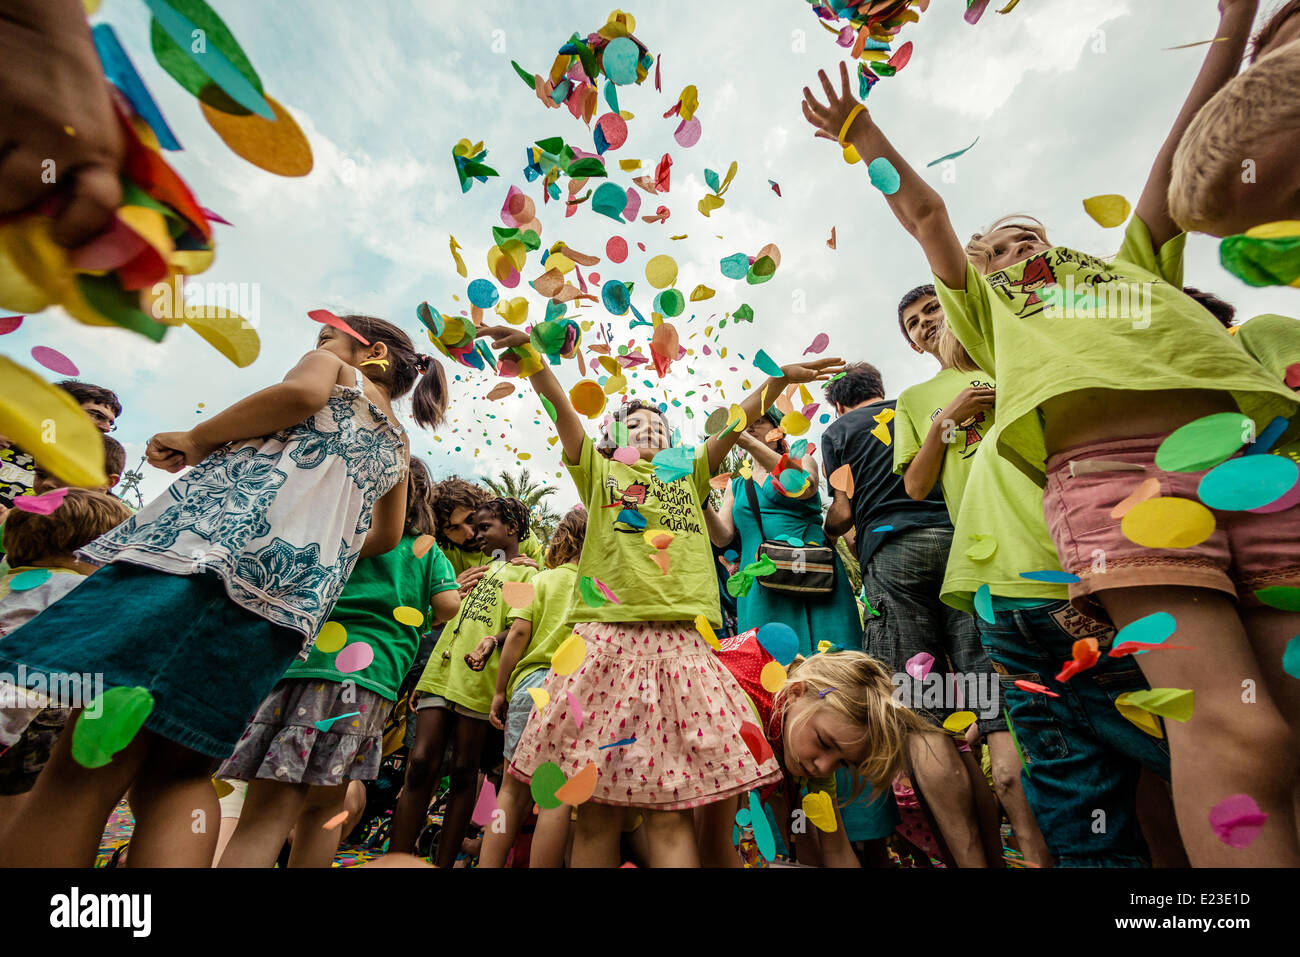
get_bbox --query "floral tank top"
[80,370,406,648]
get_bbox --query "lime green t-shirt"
[893,367,996,522]
[445,532,543,576]
[506,562,579,698]
[416,561,538,712]
[563,434,720,627]
[288,535,458,700]
[934,216,1300,486]
[1236,313,1300,464]
[940,423,1067,615]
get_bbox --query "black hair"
[55,380,122,417]
[477,497,530,541]
[101,434,125,478]
[331,314,449,429]
[825,362,885,410]
[896,284,937,344]
[1182,287,1237,329]
[404,458,436,536]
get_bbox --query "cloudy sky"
[7,0,1297,511]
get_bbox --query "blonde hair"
[773,651,940,804]
[937,326,980,373]
[964,215,1050,275]
[1169,41,1300,235]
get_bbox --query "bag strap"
[744,477,770,544]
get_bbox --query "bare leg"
[695,796,743,868]
[907,732,988,867]
[1097,586,1300,865]
[479,773,532,868]
[123,739,221,867]
[1136,767,1189,868]
[388,706,453,855]
[434,717,487,869]
[986,731,1053,868]
[342,779,367,835]
[1242,604,1300,839]
[0,792,30,841]
[530,805,571,868]
[288,782,351,868]
[571,802,623,867]
[642,808,700,867]
[216,778,308,868]
[960,747,1004,867]
[0,710,147,867]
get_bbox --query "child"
[480,505,587,868]
[0,490,133,810]
[480,322,842,867]
[1170,1,1300,237]
[0,314,447,867]
[431,477,543,579]
[802,0,1300,864]
[388,497,537,866]
[702,636,937,867]
[891,288,1049,868]
[215,458,462,868]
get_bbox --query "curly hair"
[429,477,490,546]
[478,497,530,541]
[404,458,436,536]
[595,399,673,459]
[545,506,587,568]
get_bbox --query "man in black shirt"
[821,361,1000,868]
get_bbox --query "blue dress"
[731,474,899,843]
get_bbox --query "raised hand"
[801,62,868,145]
[779,356,847,385]
[476,325,530,351]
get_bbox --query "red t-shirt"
[716,628,787,799]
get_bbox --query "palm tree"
[482,468,562,548]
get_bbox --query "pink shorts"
[1043,434,1300,623]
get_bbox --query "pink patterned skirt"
[507,620,782,810]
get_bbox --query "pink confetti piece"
[593,577,621,604]
[202,207,233,226]
[1209,793,1267,848]
[965,0,993,24]
[612,446,640,465]
[567,690,583,729]
[470,779,498,827]
[905,652,934,681]
[673,117,701,148]
[31,346,78,376]
[309,309,370,345]
[0,315,23,335]
[804,333,829,355]
[11,487,69,515]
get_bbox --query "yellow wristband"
[837,104,867,148]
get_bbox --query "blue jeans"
[977,600,1171,867]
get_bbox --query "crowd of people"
[0,0,1298,869]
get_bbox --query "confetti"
[309,309,369,345]
[551,633,587,675]
[72,686,153,768]
[335,641,375,673]
[554,763,598,805]
[1155,412,1253,471]
[756,622,799,666]
[867,157,901,195]
[449,235,467,277]
[1110,478,1163,519]
[527,687,550,711]
[530,761,566,809]
[1082,194,1131,228]
[315,621,347,653]
[1013,679,1060,698]
[926,136,979,168]
[599,736,636,750]
[943,711,977,733]
[10,487,69,515]
[1119,687,1194,723]
[314,711,360,732]
[905,652,934,681]
[1121,497,1215,549]
[802,791,837,832]
[30,346,78,376]
[501,580,535,607]
[1209,794,1267,848]
[9,569,52,591]
[760,660,787,692]
[829,464,855,498]
[1018,570,1080,584]
[1198,455,1299,511]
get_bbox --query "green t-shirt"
[941,423,1068,615]
[506,562,579,698]
[416,561,538,712]
[893,367,996,522]
[445,532,543,576]
[287,534,458,700]
[1236,313,1300,463]
[563,434,720,627]
[934,216,1300,486]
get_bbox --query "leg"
[215,778,309,868]
[387,705,452,855]
[570,802,623,867]
[907,733,988,866]
[0,709,148,867]
[122,738,221,868]
[1136,767,1189,868]
[434,716,487,868]
[529,805,571,868]
[479,773,532,868]
[1098,586,1300,866]
[958,745,1004,867]
[695,795,743,868]
[342,779,367,835]
[287,782,352,868]
[986,731,1053,868]
[640,807,701,867]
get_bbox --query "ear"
[785,679,806,700]
[909,341,925,355]
[366,341,390,362]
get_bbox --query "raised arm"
[1136,0,1260,248]
[478,326,587,464]
[903,388,995,500]
[705,482,737,547]
[737,431,820,502]
[802,62,967,291]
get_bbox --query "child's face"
[314,327,363,364]
[472,508,516,556]
[745,416,782,449]
[901,293,945,357]
[444,506,478,547]
[983,226,1052,274]
[625,409,671,460]
[782,690,868,781]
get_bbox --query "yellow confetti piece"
[782,411,810,436]
[315,621,347,654]
[183,308,260,368]
[449,235,468,277]
[943,711,978,733]
[689,284,715,301]
[393,606,425,628]
[802,791,837,832]
[528,687,550,711]
[1121,497,1216,549]
[618,159,643,171]
[645,254,678,289]
[551,633,587,676]
[695,614,720,650]
[1082,194,1131,229]
[1115,693,1166,738]
[212,778,234,798]
[0,356,107,488]
[870,422,892,445]
[494,296,528,325]
[760,660,787,693]
[1244,220,1300,239]
[1119,688,1194,723]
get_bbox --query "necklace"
[442,564,508,661]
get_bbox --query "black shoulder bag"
[743,478,836,595]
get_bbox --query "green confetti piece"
[1256,586,1300,611]
[974,584,994,624]
[1219,233,1300,288]
[1154,412,1253,472]
[579,576,607,607]
[530,761,566,810]
[733,304,754,322]
[1283,635,1300,680]
[926,136,980,168]
[540,396,557,422]
[72,686,154,769]
[146,0,272,119]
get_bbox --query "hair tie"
[817,686,836,699]
[414,353,433,374]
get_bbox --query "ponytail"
[332,314,449,430]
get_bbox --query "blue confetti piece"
[1114,612,1177,649]
[652,445,694,483]
[754,349,784,378]
[748,790,775,862]
[867,157,901,195]
[314,711,360,732]
[1246,416,1290,455]
[756,622,800,666]
[599,736,636,750]
[467,279,499,309]
[93,24,181,151]
[871,524,894,533]
[1018,570,1082,584]
[1198,455,1299,511]
[974,584,995,624]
